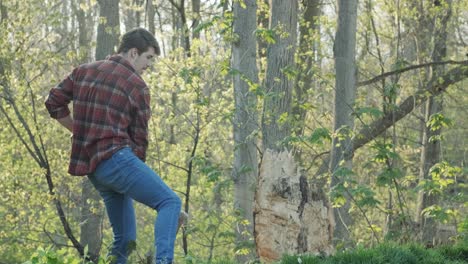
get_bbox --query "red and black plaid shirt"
[45,55,150,176]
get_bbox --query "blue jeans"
[88,147,181,264]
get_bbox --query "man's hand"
[57,115,73,133]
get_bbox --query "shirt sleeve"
[128,85,151,162]
[45,69,76,119]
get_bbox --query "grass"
[24,242,468,264]
[277,242,468,264]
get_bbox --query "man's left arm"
[45,69,76,131]
[57,115,73,132]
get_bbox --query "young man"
[45,28,181,264]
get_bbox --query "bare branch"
[148,155,189,172]
[357,60,468,87]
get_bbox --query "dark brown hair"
[117,28,161,56]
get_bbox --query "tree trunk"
[75,1,88,60]
[123,0,137,32]
[232,0,259,262]
[416,0,452,246]
[256,150,334,262]
[80,0,120,259]
[95,0,120,60]
[169,0,191,57]
[255,0,333,262]
[293,0,321,162]
[147,0,156,34]
[257,0,269,61]
[70,0,105,259]
[329,0,358,246]
[80,179,103,259]
[191,0,200,39]
[261,0,297,151]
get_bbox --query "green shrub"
[279,243,468,264]
[22,247,110,264]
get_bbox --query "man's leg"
[88,175,136,264]
[92,147,181,264]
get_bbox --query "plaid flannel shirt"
[45,55,151,176]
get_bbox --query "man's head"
[117,28,160,74]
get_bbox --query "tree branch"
[349,63,468,157]
[315,63,468,177]
[357,60,468,87]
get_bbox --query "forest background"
[0,0,466,263]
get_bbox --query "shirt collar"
[107,55,137,74]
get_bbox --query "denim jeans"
[88,147,181,264]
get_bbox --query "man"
[45,28,181,264]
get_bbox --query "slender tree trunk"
[135,0,142,27]
[70,0,105,259]
[232,1,259,261]
[416,0,452,246]
[330,0,358,246]
[147,0,155,34]
[192,0,200,39]
[73,0,89,62]
[123,0,137,32]
[257,0,269,61]
[80,179,103,259]
[86,0,120,259]
[169,0,191,57]
[293,0,321,161]
[96,0,120,60]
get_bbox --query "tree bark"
[191,0,200,39]
[255,0,333,262]
[168,0,191,57]
[255,150,334,262]
[330,0,358,245]
[261,0,297,151]
[70,0,105,259]
[123,0,137,32]
[293,0,321,150]
[80,179,103,260]
[232,0,259,261]
[95,0,120,60]
[257,0,269,70]
[416,0,452,246]
[147,0,156,34]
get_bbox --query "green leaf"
[307,127,331,145]
[255,28,276,44]
[354,107,384,118]
[377,168,403,186]
[351,185,381,208]
[426,113,454,131]
[330,183,347,208]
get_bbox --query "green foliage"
[23,246,111,264]
[427,113,454,131]
[279,243,468,264]
[353,107,384,119]
[350,185,381,208]
[308,128,332,145]
[1,0,467,262]
[255,28,276,44]
[417,162,460,195]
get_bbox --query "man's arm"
[128,87,150,162]
[57,115,73,133]
[45,69,75,128]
